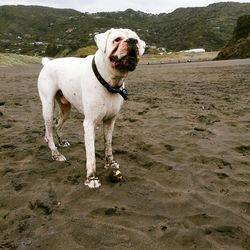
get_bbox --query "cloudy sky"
[0,0,249,13]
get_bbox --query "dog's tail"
[42,57,50,66]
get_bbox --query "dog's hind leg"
[41,96,66,162]
[55,90,71,148]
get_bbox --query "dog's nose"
[126,38,138,44]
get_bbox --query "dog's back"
[38,56,93,114]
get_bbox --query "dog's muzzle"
[110,39,139,72]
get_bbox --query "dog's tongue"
[121,57,131,66]
[111,60,120,68]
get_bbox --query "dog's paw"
[58,140,70,148]
[104,160,120,169]
[84,177,101,188]
[52,153,66,162]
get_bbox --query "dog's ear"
[95,29,113,53]
[138,39,146,56]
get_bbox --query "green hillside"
[0,2,250,56]
[215,15,250,60]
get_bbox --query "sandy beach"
[0,58,250,250]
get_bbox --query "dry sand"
[0,58,250,250]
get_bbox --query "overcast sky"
[0,0,249,14]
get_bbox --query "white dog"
[37,28,145,188]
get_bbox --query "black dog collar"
[92,57,128,100]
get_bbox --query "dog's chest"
[102,95,124,120]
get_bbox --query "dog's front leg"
[83,119,101,188]
[103,117,120,169]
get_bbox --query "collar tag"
[119,88,128,100]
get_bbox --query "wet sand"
[0,59,250,249]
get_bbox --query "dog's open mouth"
[110,49,138,72]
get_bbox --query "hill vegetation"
[0,3,250,57]
[215,15,250,60]
[0,52,40,65]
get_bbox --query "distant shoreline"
[2,51,250,67]
[0,51,219,66]
[139,51,219,65]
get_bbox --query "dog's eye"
[114,37,122,43]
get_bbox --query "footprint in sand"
[197,114,220,125]
[235,144,250,156]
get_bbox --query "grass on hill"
[0,53,41,65]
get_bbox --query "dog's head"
[95,28,145,72]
